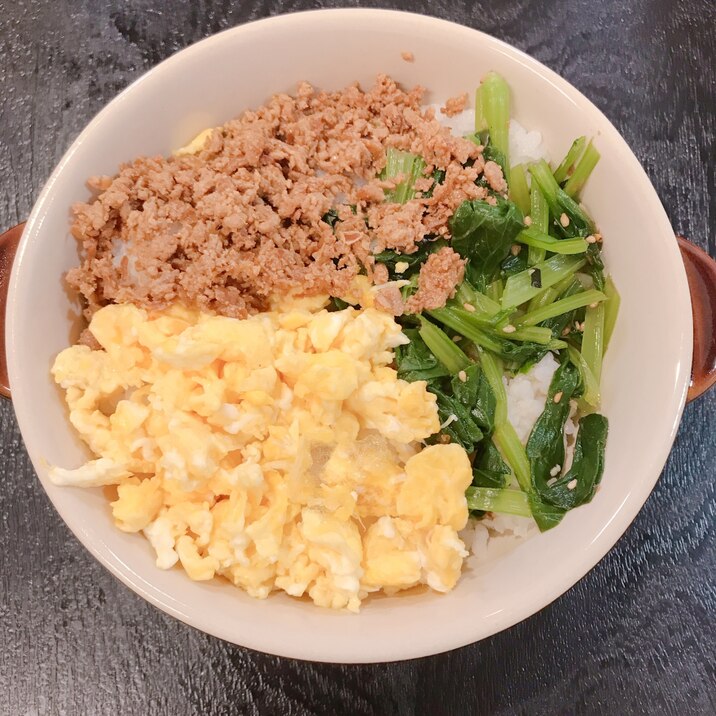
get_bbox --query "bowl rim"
[6,8,692,662]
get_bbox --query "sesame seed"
[510,244,522,256]
[561,326,571,336]
[589,302,599,309]
[546,477,558,487]
[502,324,516,334]
[560,213,570,227]
[452,335,463,343]
[458,370,467,382]
[553,391,563,403]
[586,234,597,244]
[394,261,409,274]
[549,464,561,477]
[567,479,578,490]
[463,302,476,312]
[523,216,532,226]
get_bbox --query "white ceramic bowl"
[6,9,693,662]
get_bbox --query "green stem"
[517,227,588,255]
[581,302,605,385]
[553,136,586,184]
[476,346,508,426]
[567,345,601,408]
[476,71,511,180]
[418,317,471,374]
[509,164,531,215]
[466,487,532,517]
[493,423,532,493]
[528,185,549,265]
[454,281,501,315]
[518,289,607,327]
[603,276,621,352]
[564,141,600,197]
[501,255,587,309]
[382,148,426,203]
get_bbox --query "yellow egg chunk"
[50,301,474,611]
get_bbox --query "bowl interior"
[6,10,691,662]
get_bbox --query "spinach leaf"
[373,238,448,277]
[544,413,609,510]
[584,242,605,291]
[450,363,496,433]
[405,359,496,453]
[528,495,565,531]
[429,388,484,451]
[541,279,583,338]
[322,208,341,229]
[501,250,529,277]
[526,360,581,498]
[529,160,595,239]
[477,438,510,472]
[473,440,511,488]
[395,329,450,382]
[327,296,350,312]
[449,197,524,291]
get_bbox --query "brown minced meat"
[68,75,506,320]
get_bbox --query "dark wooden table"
[1,1,714,714]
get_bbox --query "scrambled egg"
[50,296,472,611]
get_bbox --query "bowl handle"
[0,224,714,403]
[0,223,24,399]
[677,235,716,402]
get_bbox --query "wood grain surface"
[1,1,714,714]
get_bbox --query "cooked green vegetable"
[430,387,485,451]
[603,276,621,351]
[516,226,588,255]
[518,289,606,327]
[454,280,502,315]
[563,140,600,197]
[544,413,608,510]
[381,148,426,203]
[466,487,531,517]
[528,184,550,265]
[581,302,606,385]
[473,440,511,488]
[477,346,531,493]
[374,238,448,277]
[526,360,581,498]
[501,255,587,309]
[475,71,511,179]
[418,317,471,374]
[450,363,497,433]
[377,76,617,535]
[509,163,531,214]
[395,329,450,382]
[553,136,587,184]
[427,307,550,366]
[449,197,524,290]
[539,278,584,339]
[529,160,595,238]
[567,345,601,409]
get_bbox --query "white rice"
[430,102,548,166]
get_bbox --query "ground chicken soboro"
[68,75,504,321]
